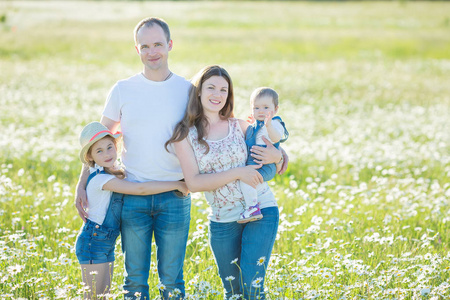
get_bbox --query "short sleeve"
[102,83,121,122]
[272,119,285,136]
[90,173,116,191]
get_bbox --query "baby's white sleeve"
[272,119,285,136]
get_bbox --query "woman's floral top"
[188,118,247,222]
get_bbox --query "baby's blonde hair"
[250,87,279,107]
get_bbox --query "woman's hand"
[250,137,282,165]
[239,165,264,188]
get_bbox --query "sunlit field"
[1,1,450,299]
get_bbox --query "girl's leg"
[240,207,279,300]
[80,262,114,299]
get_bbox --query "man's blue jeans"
[121,191,191,300]
[209,207,279,300]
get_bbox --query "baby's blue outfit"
[245,116,289,181]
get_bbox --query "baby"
[238,87,289,223]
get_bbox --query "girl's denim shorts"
[75,219,120,264]
[75,192,123,264]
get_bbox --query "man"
[75,17,288,299]
[75,17,191,300]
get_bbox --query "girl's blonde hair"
[84,136,125,179]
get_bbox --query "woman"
[166,65,283,299]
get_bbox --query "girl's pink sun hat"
[79,121,121,163]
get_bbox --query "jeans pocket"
[92,227,110,240]
[172,190,190,199]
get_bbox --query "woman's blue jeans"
[121,191,191,300]
[209,207,279,300]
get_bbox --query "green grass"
[1,1,449,299]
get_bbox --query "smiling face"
[199,75,229,116]
[87,137,117,169]
[135,24,173,73]
[252,95,278,121]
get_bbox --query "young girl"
[166,65,283,300]
[75,121,188,299]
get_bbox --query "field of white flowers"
[1,1,449,299]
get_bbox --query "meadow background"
[1,1,449,299]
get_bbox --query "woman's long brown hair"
[165,65,234,154]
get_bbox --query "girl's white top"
[188,118,277,223]
[86,166,116,225]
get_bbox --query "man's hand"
[177,182,190,197]
[75,186,88,222]
[278,147,289,175]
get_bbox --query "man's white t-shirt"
[102,73,191,182]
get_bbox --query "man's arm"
[75,164,89,222]
[277,146,289,174]
[100,116,120,132]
